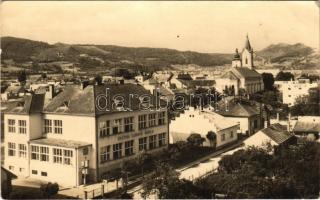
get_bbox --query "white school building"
[3,84,169,187]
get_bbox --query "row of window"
[99,112,166,137]
[221,131,234,142]
[8,143,27,157]
[99,133,166,163]
[8,143,74,166]
[31,145,73,165]
[8,119,27,134]
[44,119,63,134]
[32,170,47,177]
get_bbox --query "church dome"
[233,48,241,60]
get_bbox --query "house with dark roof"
[293,116,320,141]
[216,35,264,95]
[214,99,269,135]
[3,84,169,187]
[244,123,296,147]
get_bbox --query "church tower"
[241,34,254,69]
[232,48,241,67]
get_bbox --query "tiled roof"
[293,121,320,133]
[179,79,216,88]
[221,71,239,80]
[261,123,294,144]
[44,84,157,116]
[30,138,91,149]
[216,102,260,117]
[4,94,45,114]
[231,67,262,79]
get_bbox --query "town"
[1,1,319,199]
[1,34,319,199]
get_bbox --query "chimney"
[276,112,280,122]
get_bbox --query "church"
[216,35,264,95]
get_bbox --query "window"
[54,120,63,134]
[254,120,258,129]
[158,133,166,147]
[100,145,110,163]
[40,147,49,162]
[32,170,38,175]
[44,119,52,133]
[288,95,291,97]
[8,119,15,133]
[64,150,73,165]
[18,120,27,134]
[158,112,166,125]
[113,143,122,160]
[53,148,63,164]
[112,119,123,134]
[8,142,16,156]
[288,88,291,90]
[83,147,88,155]
[138,115,147,130]
[125,140,134,156]
[139,137,147,151]
[31,146,40,160]
[99,121,110,137]
[149,135,157,150]
[9,166,14,171]
[19,168,25,172]
[18,144,27,158]
[124,117,134,132]
[41,172,47,176]
[230,131,234,138]
[221,134,226,141]
[148,113,157,127]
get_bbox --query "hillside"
[256,43,318,69]
[1,37,232,72]
[1,36,318,73]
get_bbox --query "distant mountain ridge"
[1,36,318,72]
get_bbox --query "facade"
[3,84,169,187]
[170,107,239,148]
[275,79,318,106]
[216,35,264,95]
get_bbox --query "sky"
[1,1,319,53]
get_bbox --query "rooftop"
[30,138,92,149]
[4,93,45,114]
[261,123,294,144]
[293,121,320,133]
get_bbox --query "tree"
[17,70,27,84]
[196,141,320,198]
[187,133,205,147]
[141,162,204,199]
[262,90,280,107]
[262,73,275,90]
[291,87,320,116]
[39,182,59,198]
[95,75,103,85]
[41,73,47,80]
[275,71,294,81]
[206,131,217,149]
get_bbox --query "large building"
[216,35,264,95]
[274,79,318,107]
[3,84,169,187]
